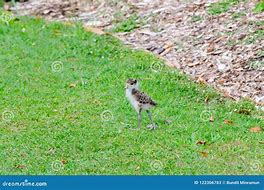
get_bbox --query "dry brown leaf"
[207,42,215,53]
[209,116,214,122]
[249,126,262,133]
[197,76,207,84]
[188,62,200,67]
[237,33,246,40]
[217,79,225,84]
[69,83,76,88]
[196,140,206,145]
[204,97,209,103]
[15,164,26,169]
[198,151,208,157]
[237,109,251,115]
[61,159,67,164]
[224,119,234,125]
[256,101,264,106]
[160,46,173,56]
[223,91,230,98]
[164,42,174,49]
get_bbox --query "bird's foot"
[146,124,157,130]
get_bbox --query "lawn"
[208,0,241,15]
[0,15,263,175]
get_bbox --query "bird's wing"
[132,89,157,106]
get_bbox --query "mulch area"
[9,0,264,105]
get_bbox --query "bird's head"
[125,78,139,90]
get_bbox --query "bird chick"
[125,78,157,130]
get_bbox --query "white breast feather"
[126,89,140,112]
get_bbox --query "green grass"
[0,0,3,8]
[208,0,241,15]
[227,21,264,47]
[112,14,141,33]
[0,16,263,175]
[231,12,246,19]
[191,15,202,23]
[243,29,264,44]
[254,1,264,13]
[256,20,264,26]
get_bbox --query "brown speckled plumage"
[132,89,157,106]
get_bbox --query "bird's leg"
[137,108,142,129]
[146,110,156,130]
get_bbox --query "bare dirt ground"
[10,0,264,104]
